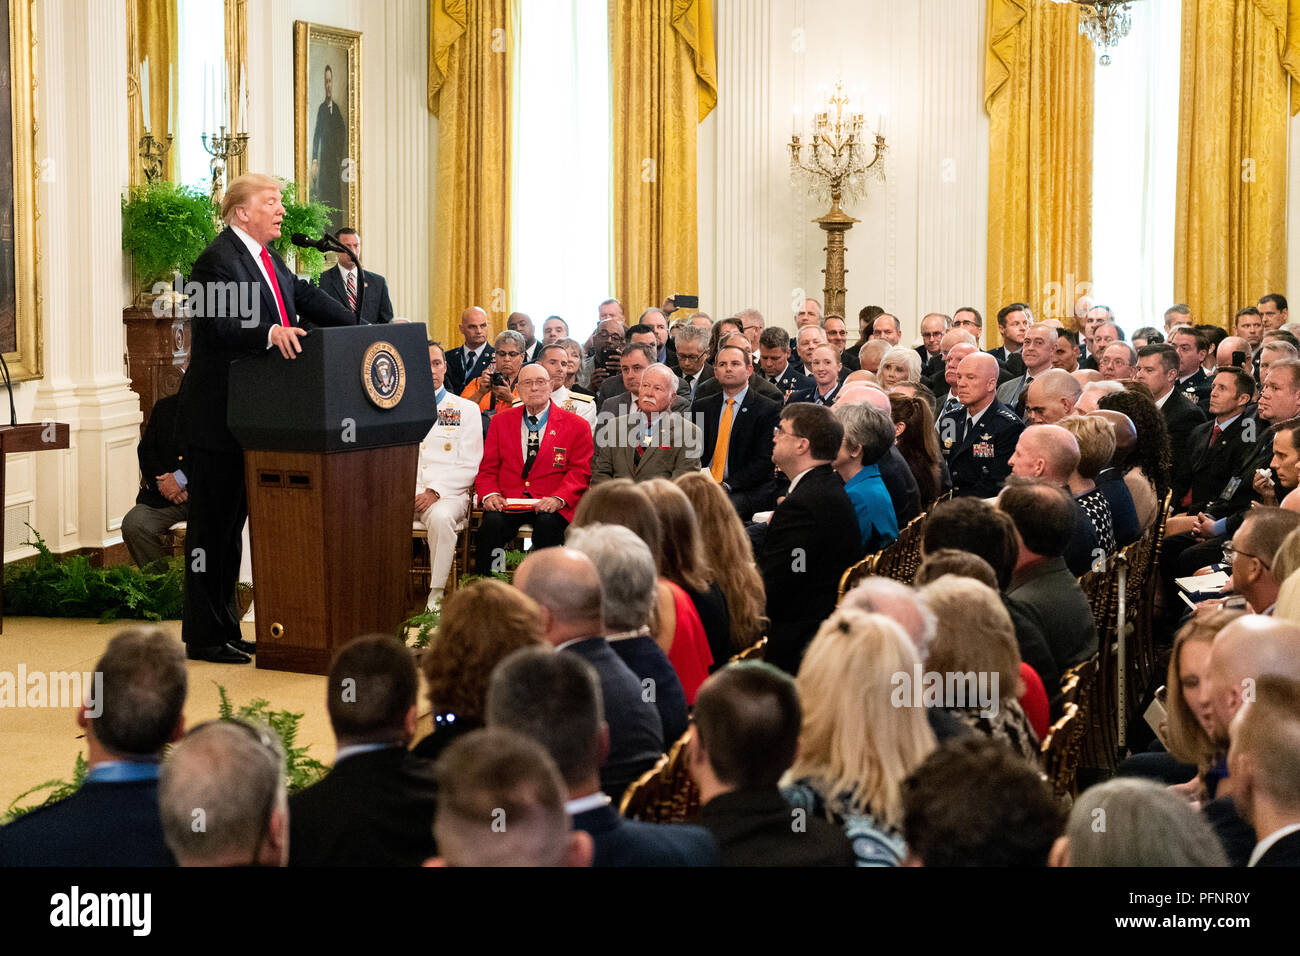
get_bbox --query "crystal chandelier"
[1053,0,1137,65]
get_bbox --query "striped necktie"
[345,271,357,311]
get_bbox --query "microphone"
[291,232,333,252]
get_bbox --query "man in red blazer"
[475,363,593,573]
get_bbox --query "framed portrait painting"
[2,0,41,382]
[293,21,360,235]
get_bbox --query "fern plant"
[1,755,88,824]
[121,181,218,289]
[269,180,334,282]
[215,684,331,793]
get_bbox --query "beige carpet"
[0,616,431,814]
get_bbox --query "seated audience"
[1021,367,1081,426]
[566,523,689,743]
[1224,507,1300,614]
[1005,424,1100,575]
[782,609,937,866]
[487,648,716,866]
[0,627,185,866]
[160,719,288,867]
[572,479,713,701]
[1052,778,1227,866]
[590,363,702,484]
[289,634,438,866]
[889,392,948,507]
[416,342,484,608]
[1097,387,1171,530]
[429,728,592,867]
[413,579,546,762]
[1058,414,1118,556]
[939,351,1024,498]
[676,470,770,653]
[642,479,732,671]
[536,342,597,429]
[786,344,845,406]
[998,480,1099,670]
[462,329,526,417]
[1090,408,1142,547]
[759,404,863,673]
[877,346,923,391]
[902,736,1061,867]
[695,343,782,519]
[851,385,924,526]
[690,662,854,866]
[917,576,1040,761]
[514,546,665,797]
[1228,675,1300,865]
[830,403,899,555]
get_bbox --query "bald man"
[1204,615,1300,864]
[1228,675,1300,865]
[1005,426,1102,576]
[446,306,495,395]
[1023,369,1082,426]
[938,352,1024,498]
[514,547,664,797]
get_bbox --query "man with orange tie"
[694,344,781,520]
[474,364,594,573]
[177,173,357,663]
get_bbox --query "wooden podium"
[0,422,71,632]
[228,325,435,674]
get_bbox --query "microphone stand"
[323,231,365,325]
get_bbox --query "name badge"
[973,442,995,458]
[1220,477,1242,500]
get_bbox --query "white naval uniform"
[416,389,484,602]
[551,386,596,431]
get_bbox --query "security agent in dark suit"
[690,662,854,866]
[177,173,357,664]
[0,628,185,866]
[759,404,863,673]
[444,306,496,396]
[695,344,783,520]
[122,391,189,569]
[317,228,394,324]
[289,635,439,866]
[937,351,1024,499]
[1169,368,1257,518]
[487,647,716,867]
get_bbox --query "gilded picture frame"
[293,20,360,237]
[2,0,41,381]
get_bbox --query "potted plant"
[120,181,217,306]
[270,180,334,283]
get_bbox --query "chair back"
[617,727,701,824]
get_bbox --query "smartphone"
[597,346,622,368]
[1145,692,1169,746]
[674,294,700,310]
[1232,350,1247,368]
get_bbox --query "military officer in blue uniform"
[938,351,1025,499]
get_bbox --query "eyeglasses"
[1223,541,1271,569]
[773,425,797,438]
[496,350,523,358]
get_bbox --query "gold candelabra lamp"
[202,126,249,211]
[138,131,173,184]
[788,81,887,316]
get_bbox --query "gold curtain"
[1175,0,1300,329]
[428,0,516,346]
[127,0,179,186]
[225,0,248,179]
[985,0,1093,345]
[610,0,717,316]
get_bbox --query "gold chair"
[1041,702,1084,798]
[837,552,879,602]
[872,512,928,583]
[617,727,701,824]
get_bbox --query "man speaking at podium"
[177,173,357,663]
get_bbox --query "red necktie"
[346,271,357,311]
[259,247,290,327]
[1182,424,1224,508]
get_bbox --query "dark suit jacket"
[445,343,496,397]
[765,366,813,399]
[608,634,689,745]
[1008,557,1097,670]
[574,803,718,867]
[694,370,784,404]
[319,265,395,324]
[759,464,862,673]
[0,778,175,866]
[178,227,357,454]
[694,388,781,497]
[1172,413,1258,518]
[1097,468,1142,548]
[937,399,1025,499]
[676,362,714,401]
[784,380,842,407]
[563,637,665,799]
[288,746,438,867]
[1161,389,1208,469]
[700,789,855,867]
[1254,829,1300,866]
[1178,368,1213,414]
[879,446,922,527]
[136,393,186,509]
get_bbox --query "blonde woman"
[781,609,937,866]
[1059,414,1117,555]
[675,471,768,652]
[917,576,1039,763]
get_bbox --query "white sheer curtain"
[510,0,613,345]
[175,0,227,191]
[1090,0,1181,335]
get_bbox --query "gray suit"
[591,410,703,485]
[599,390,689,418]
[996,372,1031,412]
[1007,556,1097,671]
